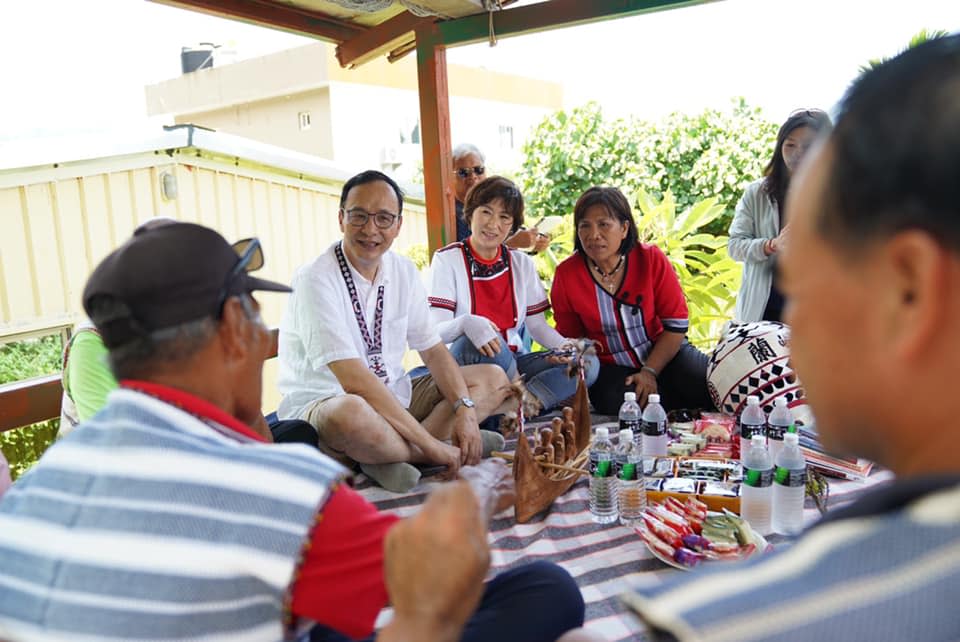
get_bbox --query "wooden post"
[415,24,455,253]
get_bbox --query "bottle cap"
[596,427,609,439]
[747,395,760,405]
[619,429,633,443]
[648,393,660,404]
[624,392,637,401]
[784,432,799,446]
[751,434,766,447]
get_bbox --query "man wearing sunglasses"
[278,169,513,493]
[453,143,550,253]
[0,222,585,642]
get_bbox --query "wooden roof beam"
[336,10,433,68]
[149,0,365,43]
[436,0,716,46]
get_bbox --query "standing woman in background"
[728,109,832,322]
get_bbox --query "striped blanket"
[357,418,894,641]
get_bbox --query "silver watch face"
[457,397,475,409]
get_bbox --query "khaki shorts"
[301,374,445,465]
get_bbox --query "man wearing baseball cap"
[0,222,584,642]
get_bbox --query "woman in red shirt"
[551,186,711,415]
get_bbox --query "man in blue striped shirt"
[625,34,960,642]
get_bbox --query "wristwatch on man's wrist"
[452,397,476,413]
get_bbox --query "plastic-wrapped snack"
[682,459,733,473]
[662,477,697,494]
[677,469,724,482]
[645,477,664,491]
[702,481,739,497]
[673,547,705,567]
[701,443,735,458]
[667,442,696,457]
[669,421,696,438]
[680,433,707,450]
[694,415,736,442]
[652,458,675,478]
[643,457,657,476]
[699,412,733,423]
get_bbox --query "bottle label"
[774,465,807,487]
[740,422,767,441]
[591,453,613,478]
[620,418,640,435]
[743,466,773,488]
[768,423,792,441]
[641,419,665,437]
[618,462,639,481]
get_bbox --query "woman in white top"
[729,109,832,322]
[428,176,599,414]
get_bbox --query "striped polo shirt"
[0,387,348,641]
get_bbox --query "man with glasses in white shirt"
[278,170,511,492]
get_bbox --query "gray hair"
[452,143,485,163]
[106,316,218,380]
[91,292,263,380]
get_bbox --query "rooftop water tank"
[181,43,216,74]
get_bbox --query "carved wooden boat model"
[512,374,592,523]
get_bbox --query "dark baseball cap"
[83,222,291,348]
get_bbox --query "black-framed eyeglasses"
[217,237,262,316]
[343,207,400,229]
[455,166,485,179]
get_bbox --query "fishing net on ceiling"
[324,0,498,19]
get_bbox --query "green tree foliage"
[0,336,63,480]
[399,243,430,270]
[633,189,741,349]
[531,190,740,349]
[518,100,773,346]
[519,99,777,237]
[860,28,950,73]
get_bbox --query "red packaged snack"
[641,512,683,548]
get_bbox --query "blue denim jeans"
[447,335,599,413]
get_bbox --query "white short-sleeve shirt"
[277,242,441,419]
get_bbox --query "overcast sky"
[0,0,957,141]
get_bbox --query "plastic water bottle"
[589,427,618,524]
[618,392,642,446]
[739,396,767,463]
[641,393,668,457]
[772,432,807,535]
[741,434,773,535]
[767,397,795,462]
[616,428,645,526]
